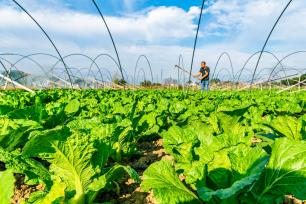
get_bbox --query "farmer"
[192,61,210,91]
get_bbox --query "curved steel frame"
[236,51,285,83]
[136,68,146,85]
[92,0,124,81]
[251,0,293,85]
[1,53,72,87]
[3,52,123,81]
[63,67,86,83]
[178,54,185,85]
[244,67,283,83]
[133,55,154,85]
[49,53,103,83]
[270,67,304,86]
[11,0,73,87]
[88,53,121,80]
[3,49,303,90]
[10,52,119,85]
[0,57,30,77]
[0,53,50,77]
[97,67,113,82]
[0,52,127,88]
[268,51,306,82]
[215,68,233,82]
[0,56,35,92]
[0,57,18,88]
[0,59,15,88]
[1,54,52,89]
[1,52,75,87]
[189,0,205,82]
[211,52,234,81]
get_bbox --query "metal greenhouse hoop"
[133,55,154,86]
[0,57,34,92]
[88,53,122,81]
[92,0,124,81]
[49,53,104,85]
[268,51,306,82]
[11,0,73,87]
[0,52,73,88]
[251,0,294,85]
[211,52,235,81]
[0,58,16,89]
[178,54,186,86]
[0,53,50,78]
[236,51,286,85]
[189,0,205,82]
[136,68,147,85]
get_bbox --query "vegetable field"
[0,89,305,204]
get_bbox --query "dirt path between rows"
[100,138,173,204]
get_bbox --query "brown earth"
[284,195,306,204]
[100,138,173,204]
[11,174,44,204]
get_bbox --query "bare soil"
[284,195,306,204]
[11,174,44,204]
[100,138,173,204]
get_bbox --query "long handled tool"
[175,65,190,74]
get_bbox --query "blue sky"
[0,0,305,83]
[64,0,205,14]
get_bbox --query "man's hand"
[198,77,202,81]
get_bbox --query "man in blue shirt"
[192,61,210,91]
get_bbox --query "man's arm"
[192,71,201,78]
[199,71,209,80]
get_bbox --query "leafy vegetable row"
[0,89,305,204]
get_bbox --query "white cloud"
[0,5,199,43]
[203,0,306,45]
